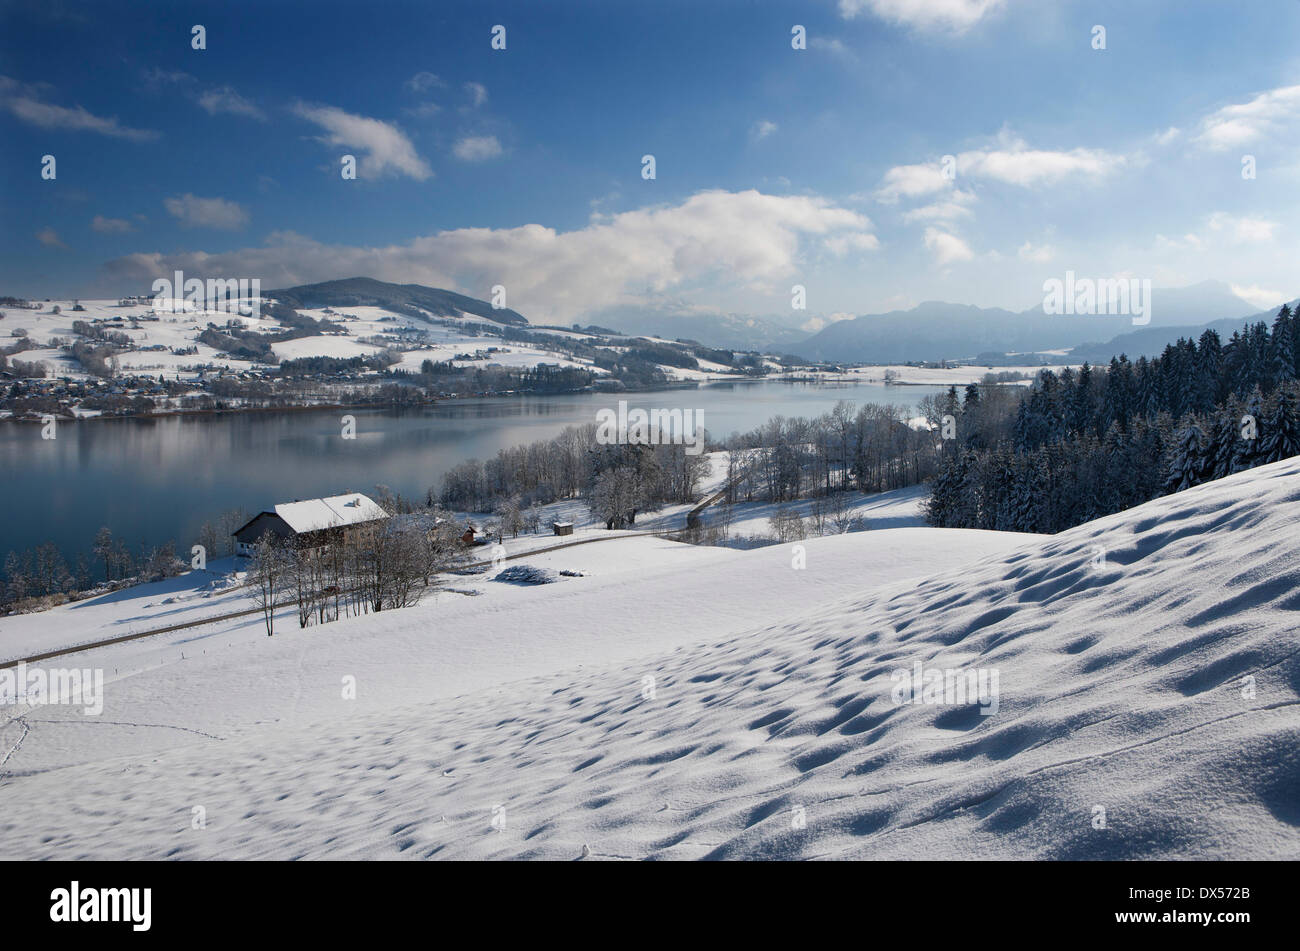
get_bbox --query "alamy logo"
[1042,270,1151,326]
[50,882,151,931]
[595,400,705,455]
[151,269,262,317]
[0,662,103,716]
[890,661,1000,715]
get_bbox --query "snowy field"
[0,299,607,384]
[2,458,1298,859]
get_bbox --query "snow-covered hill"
[2,459,1298,859]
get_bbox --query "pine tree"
[1232,387,1264,473]
[1206,404,1239,480]
[1258,385,1300,464]
[1271,306,1296,386]
[1164,421,1211,494]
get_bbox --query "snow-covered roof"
[273,494,387,534]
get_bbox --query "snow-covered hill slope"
[3,460,1299,859]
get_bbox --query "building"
[552,521,574,536]
[233,494,388,556]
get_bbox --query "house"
[232,493,388,556]
[552,521,574,536]
[460,523,478,545]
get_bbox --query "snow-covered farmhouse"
[232,494,389,556]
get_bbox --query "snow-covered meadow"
[2,458,1297,859]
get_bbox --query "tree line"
[925,305,1300,533]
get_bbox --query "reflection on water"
[0,380,951,561]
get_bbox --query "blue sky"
[2,0,1299,331]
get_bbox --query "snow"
[2,458,1299,859]
[273,494,387,533]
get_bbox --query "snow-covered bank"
[2,459,1299,859]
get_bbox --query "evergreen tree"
[1232,387,1265,473]
[1206,403,1240,480]
[1258,385,1300,464]
[1271,306,1296,386]
[1164,421,1211,494]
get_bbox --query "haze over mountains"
[785,281,1267,364]
[267,277,1289,368]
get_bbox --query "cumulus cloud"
[36,227,66,248]
[293,103,432,180]
[91,215,133,234]
[452,134,503,161]
[751,119,778,141]
[198,86,266,121]
[164,194,249,230]
[0,75,157,141]
[1194,84,1300,151]
[102,190,873,322]
[464,82,488,108]
[839,0,1005,32]
[923,228,973,266]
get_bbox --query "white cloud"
[875,162,952,203]
[801,311,856,333]
[198,86,266,121]
[91,215,133,234]
[825,232,881,256]
[1206,212,1278,244]
[1155,212,1279,255]
[751,119,778,141]
[1152,126,1181,147]
[164,194,249,230]
[0,76,157,141]
[1016,241,1054,263]
[901,189,976,222]
[464,82,488,108]
[956,142,1125,186]
[923,228,973,266]
[838,0,1005,32]
[1154,231,1206,253]
[293,103,432,180]
[452,135,503,161]
[876,138,1124,211]
[36,227,66,248]
[103,190,874,323]
[406,72,445,93]
[1230,284,1287,310]
[1194,84,1300,151]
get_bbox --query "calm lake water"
[0,380,951,564]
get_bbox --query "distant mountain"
[582,304,808,352]
[1068,297,1300,364]
[270,277,529,326]
[787,281,1262,363]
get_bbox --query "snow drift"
[2,459,1299,859]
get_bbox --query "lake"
[0,379,952,565]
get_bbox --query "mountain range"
[267,277,1291,367]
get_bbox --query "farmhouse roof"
[273,494,387,533]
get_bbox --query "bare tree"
[247,532,287,636]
